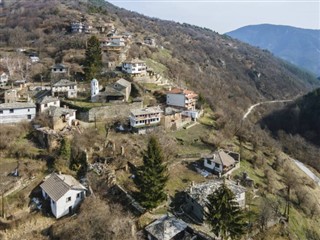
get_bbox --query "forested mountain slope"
[0,0,319,126]
[260,88,320,171]
[227,24,320,76]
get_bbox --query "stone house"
[3,89,18,103]
[122,59,147,76]
[183,180,246,223]
[145,215,188,240]
[0,102,36,124]
[0,70,8,87]
[51,79,77,98]
[203,149,240,175]
[51,64,69,77]
[129,106,163,134]
[144,37,156,47]
[40,173,86,219]
[162,107,192,131]
[36,96,60,113]
[47,106,77,130]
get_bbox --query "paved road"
[242,100,293,120]
[292,158,320,186]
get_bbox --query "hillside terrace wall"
[77,101,143,122]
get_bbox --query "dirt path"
[242,99,293,120]
[291,158,320,186]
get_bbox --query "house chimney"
[59,171,62,175]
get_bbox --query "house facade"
[203,149,240,175]
[51,79,77,98]
[36,96,60,113]
[47,106,77,130]
[0,71,8,86]
[183,180,246,223]
[40,173,86,219]
[166,88,198,110]
[113,78,131,102]
[51,64,68,74]
[4,89,18,103]
[144,37,156,47]
[122,59,147,75]
[129,106,163,133]
[0,102,36,124]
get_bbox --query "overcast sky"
[108,0,320,34]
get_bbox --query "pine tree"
[84,35,102,81]
[136,136,168,209]
[60,137,71,161]
[205,183,246,240]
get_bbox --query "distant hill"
[227,24,320,77]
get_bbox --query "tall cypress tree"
[205,183,246,240]
[136,136,168,209]
[84,35,102,81]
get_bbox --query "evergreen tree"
[60,137,71,161]
[136,136,168,209]
[84,35,102,81]
[205,183,246,240]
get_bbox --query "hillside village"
[0,1,319,240]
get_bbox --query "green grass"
[166,163,205,195]
[141,83,163,91]
[145,58,168,75]
[232,158,265,186]
[169,123,212,155]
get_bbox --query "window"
[28,108,30,112]
[77,193,80,198]
[66,197,71,202]
[27,115,32,119]
[44,104,48,107]
[9,109,14,113]
[0,110,3,114]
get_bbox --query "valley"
[0,1,319,240]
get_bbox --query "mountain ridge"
[226,24,320,76]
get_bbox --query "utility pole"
[284,186,290,223]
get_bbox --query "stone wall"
[78,101,143,122]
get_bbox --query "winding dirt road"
[242,99,293,120]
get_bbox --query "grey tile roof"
[48,106,76,118]
[130,106,163,116]
[116,78,131,88]
[53,79,76,87]
[40,173,86,202]
[187,180,246,207]
[36,96,59,104]
[202,149,236,167]
[104,86,124,96]
[51,64,67,69]
[0,102,36,110]
[123,59,145,64]
[145,215,187,240]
